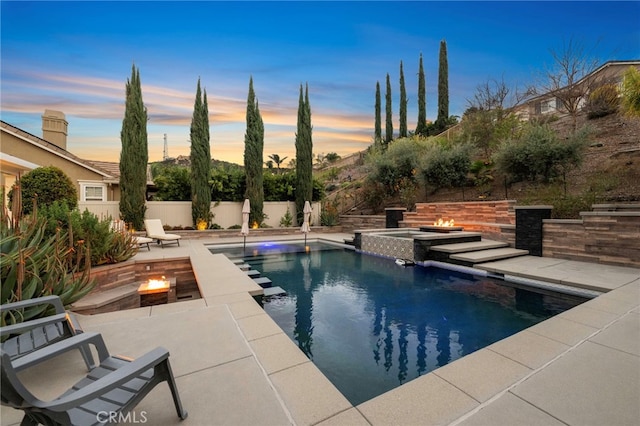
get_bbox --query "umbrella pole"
[243,235,246,253]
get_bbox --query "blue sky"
[2,1,639,165]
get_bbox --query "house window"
[555,98,563,111]
[81,183,107,201]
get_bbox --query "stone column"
[385,207,406,228]
[515,206,552,256]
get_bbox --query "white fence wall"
[78,201,321,229]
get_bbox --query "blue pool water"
[235,244,586,405]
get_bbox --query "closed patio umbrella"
[301,201,312,246]
[241,199,250,252]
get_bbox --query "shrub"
[320,199,340,226]
[365,137,429,198]
[585,83,619,119]
[420,142,473,189]
[9,166,77,215]
[621,66,640,117]
[1,188,95,321]
[40,201,137,267]
[493,124,589,183]
[152,166,191,201]
[280,207,293,227]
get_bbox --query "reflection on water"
[252,248,586,406]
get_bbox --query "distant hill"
[152,155,243,170]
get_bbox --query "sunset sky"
[2,1,639,165]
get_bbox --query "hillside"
[325,111,640,217]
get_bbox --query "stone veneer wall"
[399,200,517,244]
[360,234,414,259]
[543,207,640,267]
[401,200,517,226]
[88,257,196,292]
[339,215,386,232]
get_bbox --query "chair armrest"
[33,347,171,411]
[0,295,65,315]
[11,332,109,371]
[0,313,68,337]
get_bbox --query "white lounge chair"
[110,220,153,250]
[144,219,181,248]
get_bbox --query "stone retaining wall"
[74,258,199,314]
[339,215,386,232]
[401,200,517,227]
[543,209,640,267]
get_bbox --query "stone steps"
[245,269,261,278]
[449,247,529,266]
[263,286,286,296]
[430,239,509,254]
[253,277,273,288]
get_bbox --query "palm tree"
[268,153,288,174]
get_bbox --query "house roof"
[1,120,116,179]
[520,59,640,104]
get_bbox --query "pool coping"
[2,233,638,425]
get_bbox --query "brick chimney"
[42,109,68,150]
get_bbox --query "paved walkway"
[2,233,639,425]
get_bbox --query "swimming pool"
[238,245,586,405]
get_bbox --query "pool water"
[243,246,586,405]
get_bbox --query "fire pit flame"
[138,276,170,294]
[433,218,455,227]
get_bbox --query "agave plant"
[1,182,95,328]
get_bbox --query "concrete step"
[450,248,529,265]
[430,239,509,254]
[245,269,261,278]
[253,277,272,288]
[228,258,245,264]
[263,286,286,297]
[237,264,251,271]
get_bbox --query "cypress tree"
[190,78,212,228]
[415,53,428,136]
[436,39,450,131]
[119,64,148,231]
[244,77,264,225]
[399,60,408,138]
[385,73,393,145]
[295,83,313,225]
[374,81,382,145]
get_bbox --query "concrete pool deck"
[2,233,638,425]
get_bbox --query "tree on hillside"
[532,38,601,131]
[190,78,212,228]
[415,54,428,136]
[435,39,449,132]
[385,73,393,145]
[493,123,589,185]
[463,77,521,157]
[399,60,408,138]
[295,83,313,225]
[244,77,265,225]
[468,77,512,112]
[374,81,382,145]
[119,64,148,231]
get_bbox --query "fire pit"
[420,218,464,233]
[138,276,176,306]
